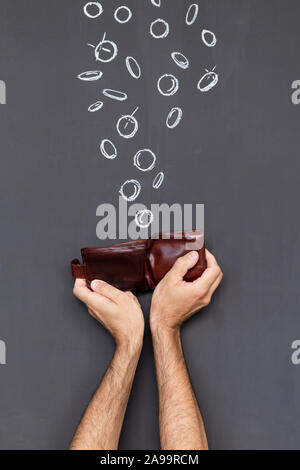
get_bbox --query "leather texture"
[71,231,206,292]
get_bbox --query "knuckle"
[203,295,212,306]
[197,288,206,299]
[216,265,222,275]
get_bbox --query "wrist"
[116,335,143,358]
[150,321,180,343]
[150,309,180,336]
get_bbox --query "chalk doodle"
[202,29,217,47]
[157,74,179,96]
[84,2,103,19]
[197,67,219,92]
[151,0,161,7]
[134,149,157,172]
[126,57,142,79]
[171,52,189,70]
[117,107,139,139]
[166,107,183,129]
[150,19,169,39]
[114,6,132,24]
[153,172,165,189]
[100,139,117,159]
[88,33,118,63]
[88,100,104,112]
[78,3,221,227]
[119,179,141,202]
[103,89,128,101]
[77,70,103,81]
[135,209,154,228]
[185,4,199,26]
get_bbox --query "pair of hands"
[73,250,223,351]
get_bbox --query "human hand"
[150,250,223,332]
[73,279,144,352]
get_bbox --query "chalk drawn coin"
[135,209,154,229]
[117,107,139,139]
[103,89,128,101]
[153,172,165,189]
[77,70,103,81]
[202,29,217,47]
[197,67,219,92]
[84,2,103,18]
[88,101,103,112]
[185,4,199,25]
[100,139,117,160]
[171,52,189,70]
[134,149,157,172]
[151,0,161,7]
[119,180,141,202]
[150,19,169,39]
[166,107,183,129]
[157,74,179,96]
[126,57,142,79]
[89,33,118,63]
[114,6,132,24]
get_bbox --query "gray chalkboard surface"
[0,0,300,450]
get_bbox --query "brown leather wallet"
[71,231,206,292]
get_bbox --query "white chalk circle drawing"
[77,70,103,81]
[119,179,141,202]
[126,57,142,79]
[197,67,219,92]
[202,29,217,47]
[185,4,199,26]
[153,172,165,189]
[88,33,118,63]
[150,19,169,39]
[171,52,189,70]
[84,2,103,18]
[88,100,103,112]
[166,107,183,129]
[103,89,128,101]
[117,107,139,139]
[157,74,179,96]
[100,139,117,159]
[134,149,157,172]
[135,209,154,228]
[114,6,132,24]
[151,0,161,7]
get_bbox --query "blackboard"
[0,0,300,450]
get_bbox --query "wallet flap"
[81,240,149,291]
[147,231,206,284]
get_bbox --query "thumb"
[90,279,123,303]
[170,251,199,279]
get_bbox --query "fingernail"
[91,280,103,290]
[188,251,198,261]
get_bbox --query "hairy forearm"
[70,342,141,450]
[152,327,208,451]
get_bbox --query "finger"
[73,278,96,304]
[205,249,219,268]
[74,279,113,314]
[88,308,107,329]
[208,271,223,296]
[125,291,140,305]
[88,308,98,321]
[191,263,222,293]
[170,251,199,279]
[91,280,123,303]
